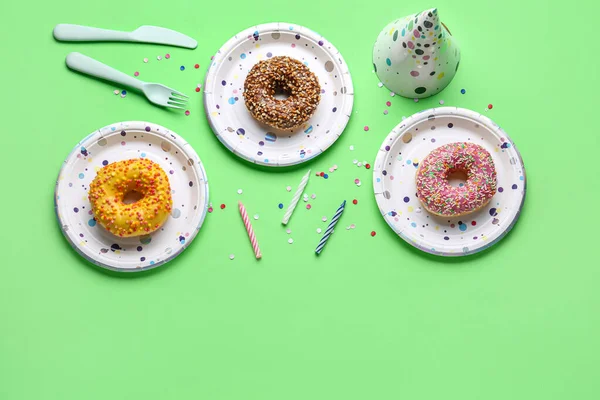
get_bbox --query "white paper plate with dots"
[373,107,526,256]
[203,22,354,167]
[54,121,209,272]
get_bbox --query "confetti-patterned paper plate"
[204,22,354,167]
[54,121,209,272]
[373,107,526,256]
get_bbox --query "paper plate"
[373,107,526,256]
[203,22,354,166]
[54,121,209,272]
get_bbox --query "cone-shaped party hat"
[373,8,460,98]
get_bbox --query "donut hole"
[273,81,292,101]
[447,169,469,188]
[123,190,144,204]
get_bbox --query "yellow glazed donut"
[88,158,173,237]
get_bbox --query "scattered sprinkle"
[350,224,356,229]
[322,216,327,222]
[113,90,119,95]
[353,159,358,164]
[390,92,396,97]
[323,174,329,179]
[349,145,354,151]
[286,229,291,234]
[461,88,466,94]
[197,83,202,89]
[208,207,213,213]
[357,162,363,167]
[278,203,284,209]
[311,194,316,199]
[286,186,292,192]
[194,64,200,69]
[365,163,371,169]
[306,204,311,209]
[352,199,358,205]
[383,110,389,115]
[386,101,391,107]
[316,228,322,233]
[195,87,201,92]
[157,55,162,60]
[229,254,235,260]
[220,203,226,209]
[377,82,383,88]
[333,165,338,170]
[371,231,376,237]
[185,110,190,116]
[253,214,259,220]
[439,100,445,105]
[180,65,185,71]
[143,58,148,63]
[413,98,419,103]
[354,178,361,185]
[165,53,171,59]
[288,238,294,244]
[364,126,369,131]
[237,189,243,194]
[329,167,334,173]
[134,71,139,77]
[488,104,493,109]
[121,90,127,95]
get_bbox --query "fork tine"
[168,98,187,106]
[169,95,188,103]
[170,89,189,99]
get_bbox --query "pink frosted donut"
[416,142,497,217]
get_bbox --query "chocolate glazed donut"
[243,56,321,130]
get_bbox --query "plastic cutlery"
[54,24,197,49]
[65,52,188,110]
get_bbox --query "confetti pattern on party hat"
[372,8,460,98]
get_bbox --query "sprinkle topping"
[416,142,497,216]
[88,158,173,237]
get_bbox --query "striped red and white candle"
[238,201,262,259]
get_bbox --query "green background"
[1,0,598,398]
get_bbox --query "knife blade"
[53,24,197,49]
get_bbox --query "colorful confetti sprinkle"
[439,100,445,105]
[352,199,358,205]
[134,71,139,77]
[371,231,376,237]
[461,89,466,94]
[364,126,369,131]
[229,254,235,260]
[157,55,162,60]
[253,214,259,220]
[323,174,329,179]
[383,110,389,115]
[143,58,148,63]
[194,64,200,69]
[195,87,201,92]
[306,204,311,210]
[316,228,322,234]
[220,204,226,209]
[322,216,327,222]
[185,110,190,116]
[311,194,316,199]
[286,186,292,192]
[488,104,493,109]
[278,203,284,209]
[390,92,396,97]
[349,145,354,151]
[237,189,243,194]
[365,163,371,169]
[113,90,119,95]
[288,238,294,244]
[377,82,383,88]
[165,53,171,59]
[386,101,391,107]
[286,229,292,234]
[180,66,185,71]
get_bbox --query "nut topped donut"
[416,142,497,217]
[88,158,173,237]
[243,56,321,130]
